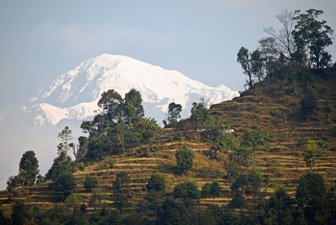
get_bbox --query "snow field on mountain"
[26,54,239,125]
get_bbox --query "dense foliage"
[175,144,195,174]
[48,172,77,201]
[80,88,159,159]
[7,150,39,191]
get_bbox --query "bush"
[87,136,110,161]
[78,163,85,171]
[202,181,221,197]
[112,172,131,210]
[173,182,201,200]
[84,176,98,192]
[299,93,317,119]
[45,152,75,181]
[146,174,166,192]
[210,181,221,196]
[107,159,116,169]
[48,172,77,201]
[202,183,211,197]
[175,145,195,174]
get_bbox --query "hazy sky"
[0,0,335,189]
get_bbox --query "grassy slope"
[1,71,336,215]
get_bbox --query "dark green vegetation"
[1,8,336,225]
[176,144,195,174]
[6,150,39,191]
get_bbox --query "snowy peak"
[26,54,239,125]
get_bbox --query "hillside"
[208,67,336,193]
[1,67,336,222]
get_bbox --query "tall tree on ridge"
[237,47,254,87]
[168,102,182,125]
[18,150,39,186]
[57,126,74,158]
[293,9,333,69]
[264,10,296,61]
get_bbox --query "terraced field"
[1,76,336,216]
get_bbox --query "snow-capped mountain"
[24,54,239,126]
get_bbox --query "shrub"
[112,172,131,210]
[202,183,211,197]
[210,181,221,196]
[78,163,85,171]
[299,93,317,119]
[48,172,77,201]
[175,145,195,174]
[84,176,98,192]
[87,136,110,161]
[146,174,166,192]
[107,159,116,169]
[173,182,201,200]
[202,181,221,197]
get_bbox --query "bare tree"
[264,10,296,61]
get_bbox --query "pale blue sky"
[0,0,335,189]
[1,0,335,110]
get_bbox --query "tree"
[84,176,98,192]
[258,37,280,93]
[241,130,269,169]
[112,172,132,210]
[258,37,279,66]
[299,92,318,119]
[233,145,252,171]
[97,89,123,122]
[264,10,296,61]
[7,175,22,192]
[18,150,39,186]
[237,47,254,87]
[76,136,88,161]
[86,136,110,161]
[7,150,39,190]
[167,102,182,126]
[146,174,166,192]
[190,102,208,131]
[175,145,195,174]
[293,9,333,69]
[0,209,10,225]
[296,172,328,224]
[264,188,295,225]
[124,89,144,126]
[251,49,265,82]
[303,139,323,171]
[202,181,221,197]
[106,159,116,172]
[45,151,73,180]
[173,182,201,200]
[57,126,75,158]
[208,139,227,160]
[269,161,283,189]
[81,89,148,155]
[11,200,30,225]
[158,197,193,225]
[48,172,77,201]
[237,47,268,87]
[230,170,263,213]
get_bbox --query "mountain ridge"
[24,54,239,125]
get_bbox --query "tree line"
[237,9,333,89]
